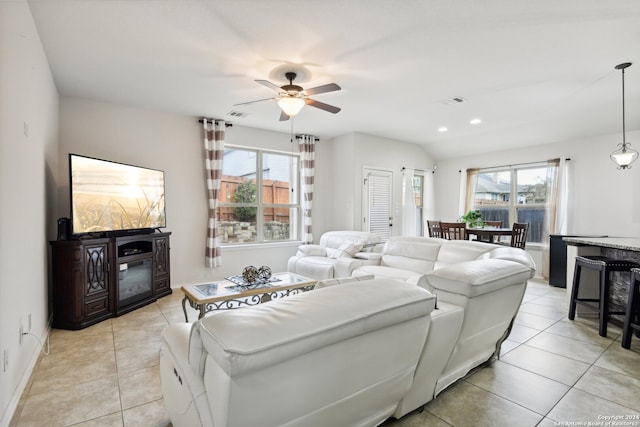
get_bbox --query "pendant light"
[610,62,638,169]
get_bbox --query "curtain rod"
[486,157,570,169]
[198,118,233,127]
[295,135,320,141]
[459,157,570,173]
[401,166,436,174]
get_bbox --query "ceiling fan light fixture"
[278,96,305,117]
[611,62,637,170]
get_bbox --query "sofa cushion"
[198,279,435,377]
[380,237,441,273]
[426,258,532,297]
[329,242,364,259]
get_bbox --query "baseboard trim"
[1,317,52,427]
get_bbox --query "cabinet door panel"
[85,244,109,296]
[153,236,170,276]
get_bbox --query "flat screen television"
[69,154,166,236]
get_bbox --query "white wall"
[0,2,59,425]
[314,133,355,233]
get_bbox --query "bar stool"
[568,256,640,337]
[622,268,640,349]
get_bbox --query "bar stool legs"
[622,268,640,349]
[568,256,639,338]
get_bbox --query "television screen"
[70,154,166,235]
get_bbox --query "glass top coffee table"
[181,272,317,321]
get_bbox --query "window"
[466,161,559,244]
[413,173,424,236]
[218,146,300,244]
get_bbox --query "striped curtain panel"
[203,119,225,268]
[298,135,316,244]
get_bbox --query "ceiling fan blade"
[233,97,275,106]
[304,83,341,96]
[279,110,290,121]
[305,98,341,114]
[256,79,283,92]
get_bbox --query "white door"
[362,168,393,241]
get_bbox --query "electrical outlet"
[19,322,23,345]
[3,350,7,372]
[28,313,32,333]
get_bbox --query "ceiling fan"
[235,72,341,121]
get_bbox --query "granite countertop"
[563,236,640,251]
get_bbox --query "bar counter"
[563,236,640,323]
[563,237,640,252]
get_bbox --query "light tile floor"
[10,278,640,427]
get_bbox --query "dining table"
[466,227,513,243]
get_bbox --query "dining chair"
[476,220,503,242]
[510,222,529,249]
[440,222,467,240]
[427,220,442,238]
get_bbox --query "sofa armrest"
[406,274,428,288]
[296,244,327,257]
[333,256,382,278]
[426,259,532,297]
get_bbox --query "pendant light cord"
[622,66,627,147]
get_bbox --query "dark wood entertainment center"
[50,232,171,330]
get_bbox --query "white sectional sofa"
[353,236,536,399]
[160,236,536,426]
[287,230,382,280]
[161,277,435,427]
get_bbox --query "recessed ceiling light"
[470,118,482,125]
[438,127,448,132]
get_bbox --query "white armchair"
[287,230,382,280]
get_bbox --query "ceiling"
[27,0,640,160]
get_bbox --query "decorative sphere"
[242,265,258,283]
[258,266,272,280]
